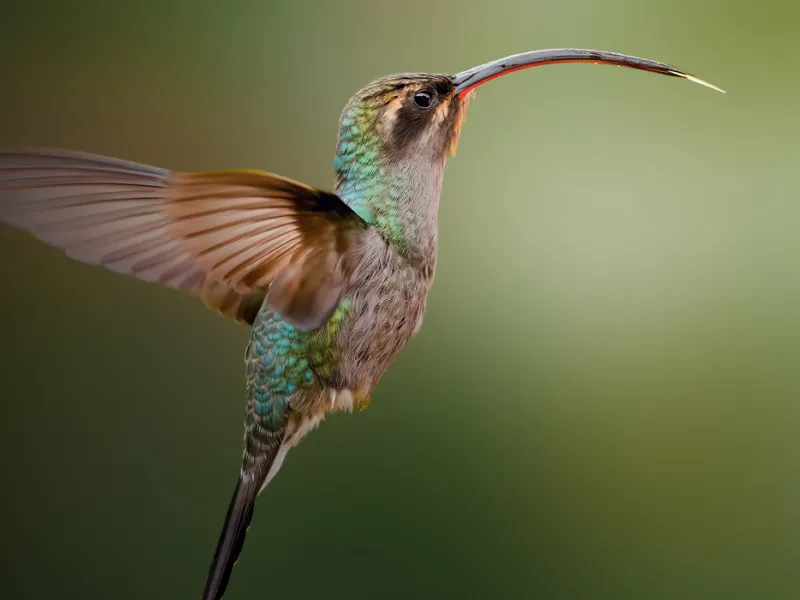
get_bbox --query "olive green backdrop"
[1,1,798,598]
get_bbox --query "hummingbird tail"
[201,475,261,600]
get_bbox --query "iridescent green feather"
[245,299,353,431]
[334,104,408,252]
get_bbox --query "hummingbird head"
[333,49,722,259]
[336,48,723,175]
[336,73,468,175]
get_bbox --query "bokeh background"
[1,0,798,598]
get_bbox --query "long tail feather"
[201,476,261,600]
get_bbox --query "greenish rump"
[245,299,352,433]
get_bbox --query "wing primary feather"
[1,148,368,328]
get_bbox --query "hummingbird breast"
[334,228,435,395]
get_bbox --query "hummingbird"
[0,49,722,599]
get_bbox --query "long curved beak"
[452,48,725,98]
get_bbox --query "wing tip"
[0,146,171,177]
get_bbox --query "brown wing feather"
[0,148,367,329]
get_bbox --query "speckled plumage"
[241,297,354,454]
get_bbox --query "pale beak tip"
[671,70,726,94]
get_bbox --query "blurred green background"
[1,0,798,598]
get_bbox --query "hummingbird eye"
[413,90,435,109]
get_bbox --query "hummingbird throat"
[334,106,445,265]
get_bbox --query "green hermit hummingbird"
[0,49,722,599]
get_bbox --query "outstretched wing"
[0,148,367,329]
